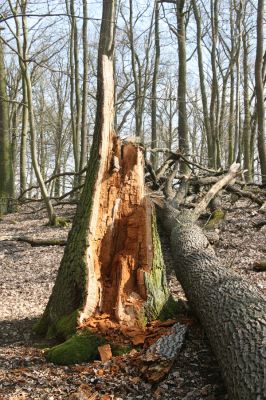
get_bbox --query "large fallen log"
[158,168,266,400]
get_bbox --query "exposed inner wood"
[80,138,153,330]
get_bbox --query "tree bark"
[79,0,89,176]
[150,0,160,169]
[37,0,171,349]
[242,28,252,182]
[162,215,265,399]
[192,0,212,166]
[209,0,219,168]
[255,0,266,185]
[0,37,13,214]
[176,0,189,174]
[158,173,266,399]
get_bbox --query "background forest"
[0,1,266,400]
[0,0,265,218]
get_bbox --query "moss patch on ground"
[205,209,225,228]
[45,330,106,365]
[111,343,132,356]
[159,295,188,320]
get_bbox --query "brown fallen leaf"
[97,368,105,376]
[69,384,98,400]
[132,334,146,345]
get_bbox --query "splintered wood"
[80,137,153,332]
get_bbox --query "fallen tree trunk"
[159,202,266,399]
[0,236,67,246]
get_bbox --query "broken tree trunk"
[158,167,266,400]
[37,139,172,360]
[36,0,173,362]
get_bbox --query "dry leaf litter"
[0,197,265,399]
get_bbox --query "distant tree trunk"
[192,0,212,166]
[128,0,153,140]
[209,0,219,168]
[79,0,89,177]
[228,65,235,166]
[217,73,229,168]
[242,28,252,182]
[176,0,189,173]
[37,0,171,344]
[20,75,28,198]
[19,0,28,198]
[0,37,13,214]
[65,0,79,179]
[71,0,81,173]
[151,0,160,168]
[228,0,236,167]
[255,0,266,185]
[10,0,56,224]
[129,0,142,138]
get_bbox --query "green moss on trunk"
[143,212,171,320]
[46,330,106,365]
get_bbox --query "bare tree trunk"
[209,0,219,168]
[242,27,252,182]
[0,37,13,214]
[151,0,160,168]
[192,0,212,166]
[228,66,235,166]
[255,0,266,184]
[79,0,89,176]
[9,0,56,224]
[176,0,189,173]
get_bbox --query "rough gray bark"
[150,0,160,169]
[255,0,266,185]
[176,0,189,174]
[158,202,266,399]
[170,221,265,399]
[139,322,187,382]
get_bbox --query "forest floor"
[0,196,265,400]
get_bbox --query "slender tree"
[8,0,56,224]
[255,0,266,184]
[151,0,160,168]
[242,21,252,182]
[79,0,89,176]
[0,34,13,214]
[176,0,189,173]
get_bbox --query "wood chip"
[132,334,146,345]
[98,344,112,363]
